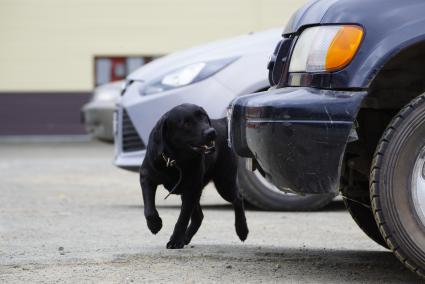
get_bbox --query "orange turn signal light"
[325,26,364,71]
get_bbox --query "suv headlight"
[289,25,363,73]
[143,57,238,95]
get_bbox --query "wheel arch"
[355,32,425,89]
[345,38,425,183]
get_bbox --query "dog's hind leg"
[184,203,204,245]
[213,177,249,242]
[140,173,162,235]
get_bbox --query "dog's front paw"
[146,215,162,234]
[166,238,185,249]
[183,234,192,245]
[236,222,249,242]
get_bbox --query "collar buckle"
[162,153,176,167]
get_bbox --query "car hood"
[284,0,336,34]
[95,80,124,92]
[91,80,124,103]
[284,0,421,35]
[127,28,282,82]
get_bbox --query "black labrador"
[139,103,248,249]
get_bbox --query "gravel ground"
[0,140,422,283]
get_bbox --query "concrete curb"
[0,135,92,143]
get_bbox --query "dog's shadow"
[114,199,346,212]
[115,244,421,283]
[156,204,233,210]
[112,204,233,210]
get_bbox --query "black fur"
[139,103,248,249]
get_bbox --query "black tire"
[342,197,388,248]
[237,159,336,211]
[371,94,425,278]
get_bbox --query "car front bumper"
[81,101,116,141]
[229,87,366,194]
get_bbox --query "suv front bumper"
[229,87,366,194]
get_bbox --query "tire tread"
[370,93,425,279]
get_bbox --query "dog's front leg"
[167,193,200,249]
[140,174,162,234]
[184,203,203,245]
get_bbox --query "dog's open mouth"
[191,140,216,154]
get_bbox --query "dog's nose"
[203,128,216,141]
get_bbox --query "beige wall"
[0,0,307,91]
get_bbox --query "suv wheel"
[237,159,335,211]
[371,94,425,277]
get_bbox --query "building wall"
[0,0,307,92]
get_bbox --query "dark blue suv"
[229,0,425,277]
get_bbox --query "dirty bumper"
[229,87,366,194]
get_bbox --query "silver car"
[81,80,123,142]
[114,28,335,210]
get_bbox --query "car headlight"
[289,25,364,73]
[143,57,238,95]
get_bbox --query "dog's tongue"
[202,141,215,154]
[202,140,215,149]
[191,141,215,154]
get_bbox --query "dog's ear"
[199,107,211,125]
[151,114,168,158]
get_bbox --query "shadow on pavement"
[319,199,346,212]
[110,204,233,210]
[112,199,346,212]
[116,244,421,283]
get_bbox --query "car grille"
[122,109,145,152]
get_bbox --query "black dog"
[139,103,248,249]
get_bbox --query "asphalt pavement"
[0,140,422,283]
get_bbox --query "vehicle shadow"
[118,244,421,283]
[319,199,346,212]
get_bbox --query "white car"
[114,28,335,210]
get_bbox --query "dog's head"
[152,104,216,159]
